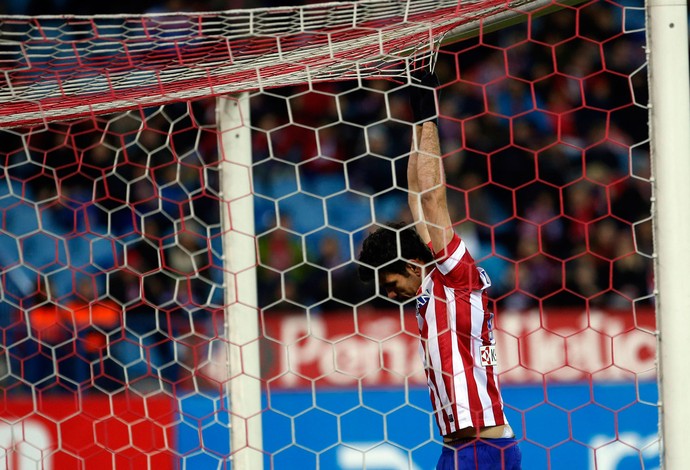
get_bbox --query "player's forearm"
[417,122,453,251]
[407,153,423,222]
[407,124,423,191]
[408,125,431,243]
[406,71,452,250]
[416,122,445,204]
[408,188,429,243]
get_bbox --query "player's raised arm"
[408,71,454,255]
[407,125,431,246]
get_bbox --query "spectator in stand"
[15,276,120,390]
[6,0,654,382]
[24,281,75,388]
[65,278,122,388]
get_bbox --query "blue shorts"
[436,437,522,470]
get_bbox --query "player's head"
[358,222,433,300]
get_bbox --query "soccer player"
[358,70,522,470]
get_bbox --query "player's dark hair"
[358,222,434,282]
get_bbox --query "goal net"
[0,0,655,469]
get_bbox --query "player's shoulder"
[434,234,470,274]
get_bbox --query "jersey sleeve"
[432,233,488,291]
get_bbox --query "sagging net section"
[0,0,655,469]
[0,0,545,128]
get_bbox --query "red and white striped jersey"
[415,233,507,436]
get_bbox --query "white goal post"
[217,93,263,469]
[647,0,690,467]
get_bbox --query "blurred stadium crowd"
[250,1,652,313]
[0,0,652,392]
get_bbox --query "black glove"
[408,69,440,125]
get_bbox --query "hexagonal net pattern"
[0,102,231,468]
[0,1,656,469]
[0,0,540,128]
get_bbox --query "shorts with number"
[436,437,522,470]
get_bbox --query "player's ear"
[407,261,422,277]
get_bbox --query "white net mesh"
[1,0,546,127]
[0,0,656,469]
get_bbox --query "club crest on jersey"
[416,291,430,312]
[480,345,497,367]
